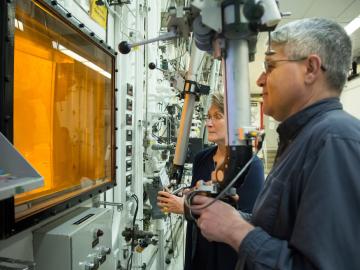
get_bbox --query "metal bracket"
[98,201,124,212]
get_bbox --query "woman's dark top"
[184,146,264,270]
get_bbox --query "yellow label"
[89,0,108,29]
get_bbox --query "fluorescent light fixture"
[345,16,360,35]
[52,41,111,79]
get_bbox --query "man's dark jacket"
[238,98,360,270]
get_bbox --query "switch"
[97,253,106,264]
[126,175,132,186]
[126,130,133,141]
[127,83,133,96]
[126,99,133,111]
[126,114,132,125]
[126,160,132,171]
[96,229,104,237]
[126,145,132,156]
[87,254,100,270]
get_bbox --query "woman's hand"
[157,189,185,214]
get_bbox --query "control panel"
[125,83,134,188]
[33,207,114,270]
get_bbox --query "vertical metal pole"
[224,39,251,146]
[133,0,145,267]
[202,59,221,142]
[172,43,204,181]
[155,219,166,270]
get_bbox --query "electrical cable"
[127,194,139,270]
[169,215,176,258]
[126,252,133,270]
[184,149,260,212]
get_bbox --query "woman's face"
[206,105,226,145]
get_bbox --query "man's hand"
[157,189,185,214]
[192,195,254,251]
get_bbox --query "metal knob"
[84,262,95,270]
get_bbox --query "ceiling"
[249,0,360,93]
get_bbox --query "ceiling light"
[345,16,360,35]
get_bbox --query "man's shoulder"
[312,109,360,140]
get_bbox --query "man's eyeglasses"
[206,113,224,122]
[263,57,327,74]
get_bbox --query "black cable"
[127,194,139,270]
[184,150,260,212]
[169,215,176,258]
[126,252,133,270]
[131,194,139,228]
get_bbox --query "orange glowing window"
[11,0,115,216]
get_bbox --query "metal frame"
[41,0,117,56]
[0,0,117,239]
[0,1,14,142]
[0,0,15,241]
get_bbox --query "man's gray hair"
[271,18,352,92]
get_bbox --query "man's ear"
[304,54,323,84]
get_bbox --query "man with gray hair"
[192,18,360,269]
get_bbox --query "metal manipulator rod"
[118,28,179,54]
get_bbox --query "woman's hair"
[210,91,224,113]
[271,18,352,92]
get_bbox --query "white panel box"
[33,207,115,270]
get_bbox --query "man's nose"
[256,72,266,87]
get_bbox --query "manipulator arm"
[170,43,209,186]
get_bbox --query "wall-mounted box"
[34,207,114,270]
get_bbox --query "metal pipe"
[224,39,251,146]
[98,201,124,211]
[155,219,165,270]
[173,43,205,167]
[201,59,221,141]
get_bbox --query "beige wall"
[341,77,360,119]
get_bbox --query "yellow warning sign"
[89,0,108,29]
